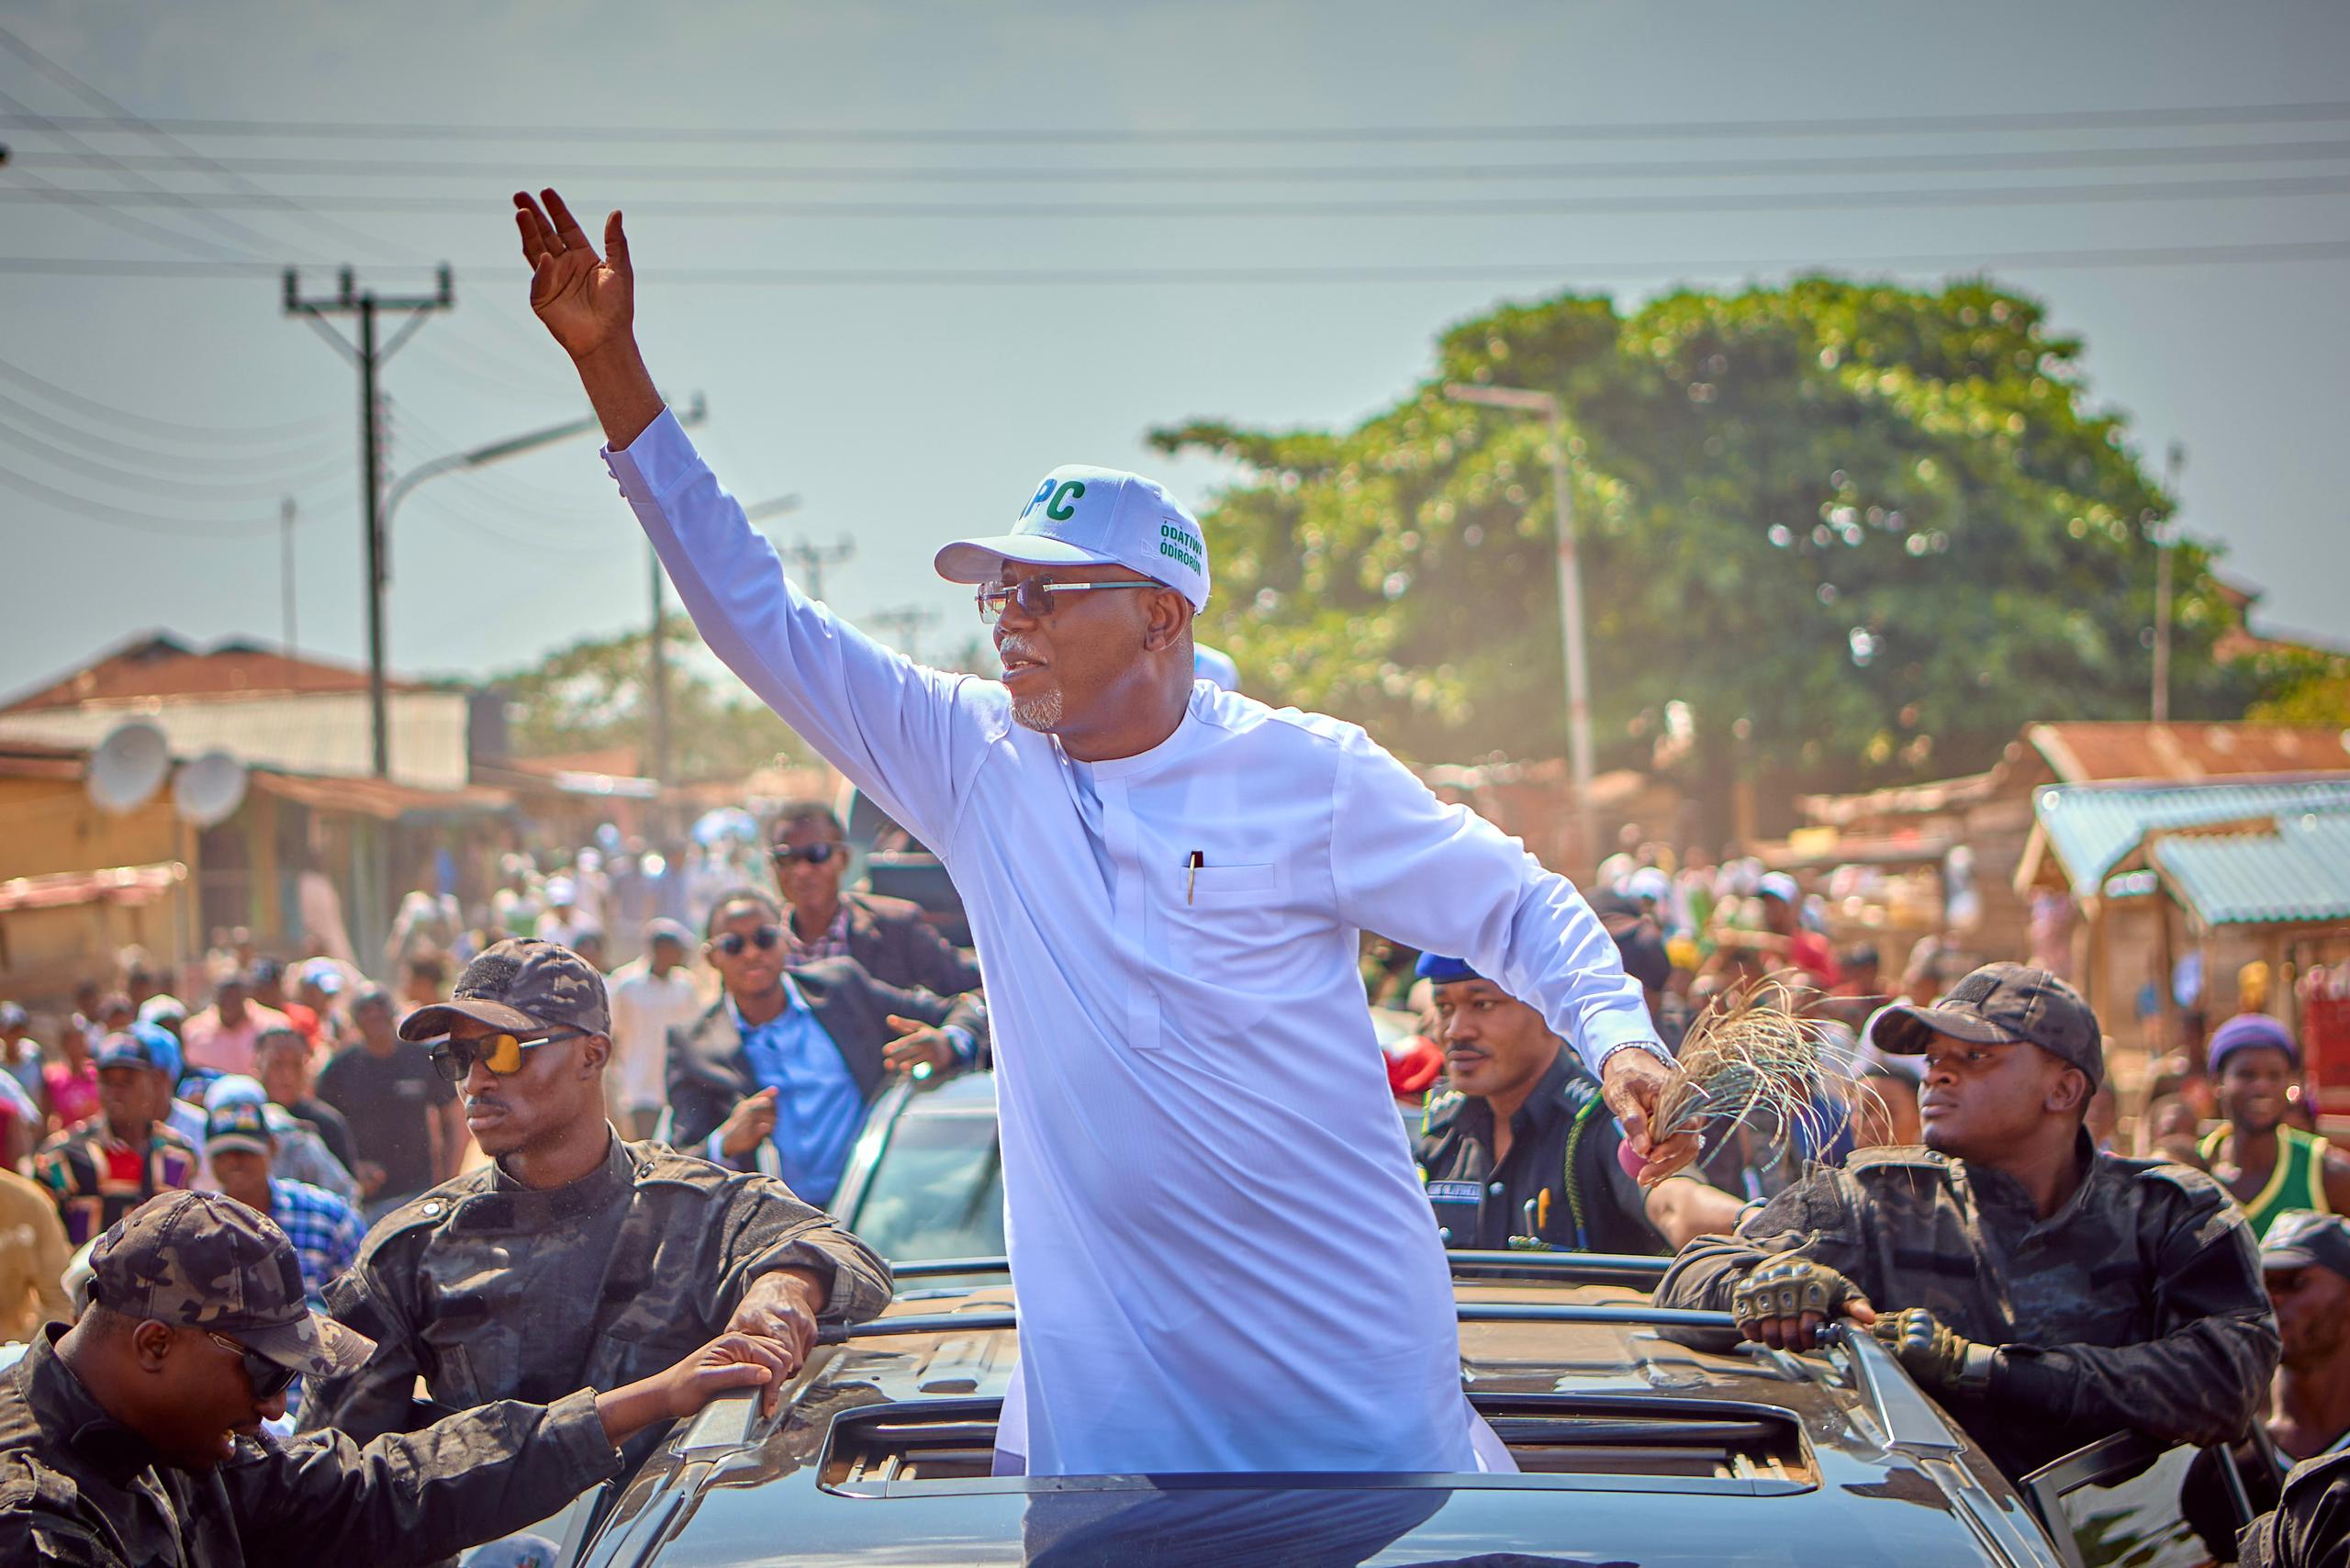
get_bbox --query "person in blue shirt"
[667,889,988,1206]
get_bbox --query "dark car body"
[547,1071,2263,1566]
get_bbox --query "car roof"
[582,1268,2057,1567]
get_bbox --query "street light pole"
[2152,441,2186,724]
[1443,382,1595,870]
[644,458,785,787]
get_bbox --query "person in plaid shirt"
[202,1099,363,1307]
[32,1030,197,1247]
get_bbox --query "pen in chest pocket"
[1186,850,1203,904]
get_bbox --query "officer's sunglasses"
[711,925,783,957]
[975,577,1160,624]
[424,1027,588,1082]
[767,842,842,868]
[208,1332,298,1400]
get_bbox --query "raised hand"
[513,187,632,363]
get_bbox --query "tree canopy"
[488,613,812,782]
[1151,276,2258,811]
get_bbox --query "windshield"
[846,1111,1005,1261]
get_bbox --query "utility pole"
[1443,382,1595,871]
[2152,441,2186,724]
[284,264,453,778]
[783,533,856,603]
[278,496,297,663]
[868,604,940,665]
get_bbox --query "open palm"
[513,187,632,360]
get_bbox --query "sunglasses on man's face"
[208,1331,298,1401]
[424,1027,588,1083]
[767,842,842,868]
[711,924,784,958]
[975,577,1161,624]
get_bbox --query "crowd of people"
[0,797,2341,1561]
[0,176,2338,1562]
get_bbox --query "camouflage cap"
[1868,960,2105,1091]
[2262,1209,2350,1282]
[397,937,610,1042]
[89,1192,375,1378]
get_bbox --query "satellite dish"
[173,751,249,828]
[86,720,172,814]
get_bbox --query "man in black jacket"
[669,889,988,1205]
[1657,962,2277,1483]
[767,801,982,996]
[0,1190,789,1567]
[1412,953,1742,1254]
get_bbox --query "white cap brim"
[934,533,1119,585]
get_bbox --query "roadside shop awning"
[2018,778,2350,900]
[2152,810,2350,931]
[0,860,185,913]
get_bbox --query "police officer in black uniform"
[298,940,890,1473]
[1414,954,1742,1254]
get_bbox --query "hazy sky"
[4,1,2346,711]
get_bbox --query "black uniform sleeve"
[296,1231,434,1443]
[705,1167,895,1325]
[227,1390,621,1567]
[1654,1166,1873,1311]
[1987,1190,2279,1448]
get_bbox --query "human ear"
[1140,590,1190,654]
[580,1033,612,1075]
[2047,1067,2090,1118]
[132,1319,176,1372]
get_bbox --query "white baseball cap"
[934,465,1210,611]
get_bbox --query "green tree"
[1152,276,2259,818]
[490,613,813,781]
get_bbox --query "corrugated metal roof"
[2027,722,2350,785]
[2032,779,2350,896]
[2154,811,2350,927]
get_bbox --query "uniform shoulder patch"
[625,1138,729,1190]
[1845,1144,1952,1177]
[2127,1153,2234,1206]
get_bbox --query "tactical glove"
[1872,1307,1997,1392]
[1729,1253,1869,1346]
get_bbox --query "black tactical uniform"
[1657,1132,2279,1480]
[2241,1447,2350,1568]
[0,1191,625,1568]
[301,936,892,1472]
[300,1132,890,1465]
[1416,1050,1668,1255]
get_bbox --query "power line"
[0,384,338,479]
[10,171,2348,220]
[2,237,2346,286]
[0,21,410,265]
[12,136,2350,185]
[0,417,349,498]
[0,353,335,442]
[6,99,2350,144]
[0,83,284,262]
[0,458,343,537]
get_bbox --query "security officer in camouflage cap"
[0,1190,797,1565]
[298,938,890,1471]
[1658,961,2278,1481]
